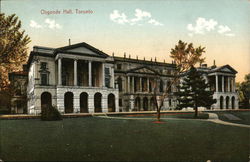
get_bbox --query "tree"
[237,73,250,109]
[153,40,206,121]
[0,13,30,90]
[176,66,216,117]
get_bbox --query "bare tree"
[153,40,205,121]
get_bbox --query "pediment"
[128,66,159,75]
[55,42,109,58]
[220,67,232,72]
[215,65,237,74]
[66,47,99,55]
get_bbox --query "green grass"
[215,111,250,125]
[120,112,209,119]
[0,116,249,161]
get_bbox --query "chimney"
[164,59,165,63]
[136,56,138,60]
[112,52,114,57]
[151,58,152,61]
[124,52,126,58]
[155,57,157,62]
[69,39,71,45]
[144,57,145,61]
[129,54,131,59]
[213,60,216,66]
[201,64,207,68]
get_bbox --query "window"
[40,62,47,70]
[117,64,122,70]
[117,77,122,92]
[41,73,48,85]
[160,80,164,92]
[39,62,49,85]
[105,67,111,87]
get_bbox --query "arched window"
[220,96,224,109]
[226,96,230,109]
[80,92,88,113]
[94,92,102,112]
[143,97,148,111]
[64,92,74,113]
[41,92,52,113]
[231,96,235,109]
[135,97,141,111]
[108,93,116,112]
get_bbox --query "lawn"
[122,112,209,119]
[215,110,250,125]
[0,116,249,161]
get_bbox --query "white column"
[228,77,230,92]
[147,78,149,92]
[128,76,130,93]
[111,67,114,88]
[205,76,209,90]
[215,75,218,92]
[88,61,92,87]
[102,63,105,87]
[132,76,134,93]
[233,77,236,92]
[58,58,62,85]
[222,76,224,92]
[139,77,142,92]
[74,59,77,86]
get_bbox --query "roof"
[208,64,237,74]
[114,56,176,68]
[27,42,110,68]
[126,66,160,75]
[54,42,109,58]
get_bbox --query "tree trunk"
[194,105,198,118]
[157,109,161,121]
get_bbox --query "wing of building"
[8,42,239,114]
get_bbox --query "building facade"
[114,56,178,112]
[26,43,118,115]
[8,65,28,114]
[8,42,239,114]
[197,64,238,109]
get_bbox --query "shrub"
[41,105,62,121]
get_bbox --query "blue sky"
[2,0,250,82]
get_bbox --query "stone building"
[8,65,28,114]
[26,42,118,115]
[197,63,238,109]
[8,42,239,114]
[113,55,178,112]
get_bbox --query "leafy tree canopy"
[237,73,250,108]
[0,13,30,90]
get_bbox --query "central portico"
[27,42,119,114]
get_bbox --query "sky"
[2,0,250,82]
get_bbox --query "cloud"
[225,33,235,37]
[187,17,218,34]
[187,17,234,37]
[29,19,62,30]
[45,18,62,29]
[110,9,163,26]
[110,10,129,24]
[30,20,42,28]
[218,25,231,34]
[148,19,163,26]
